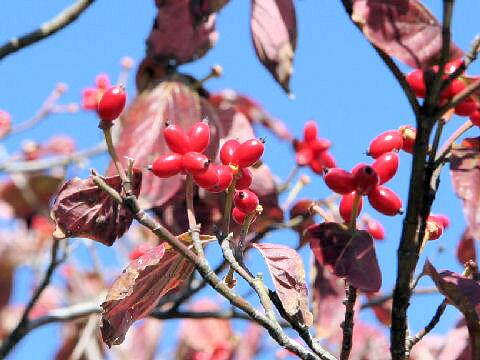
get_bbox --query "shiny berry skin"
[129,243,151,260]
[426,220,443,241]
[406,70,426,98]
[455,97,478,117]
[428,214,450,229]
[399,125,416,154]
[193,165,218,189]
[339,191,363,223]
[208,165,233,193]
[303,121,318,142]
[368,130,403,158]
[233,189,259,214]
[309,158,324,174]
[318,151,336,168]
[323,168,356,194]
[236,168,253,190]
[310,138,331,153]
[448,78,466,97]
[182,152,210,175]
[365,218,385,240]
[367,185,403,216]
[97,85,127,121]
[151,153,183,177]
[372,152,399,184]
[232,207,250,225]
[188,122,210,153]
[352,164,379,195]
[220,139,240,165]
[232,139,265,168]
[164,124,191,154]
[470,110,480,126]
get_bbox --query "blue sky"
[1,0,479,359]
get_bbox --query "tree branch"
[340,284,357,360]
[0,0,96,61]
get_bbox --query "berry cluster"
[293,121,336,174]
[324,152,402,222]
[232,189,260,224]
[406,59,480,126]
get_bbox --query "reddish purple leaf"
[250,0,297,93]
[450,147,480,239]
[306,222,381,292]
[101,243,195,346]
[365,292,392,326]
[252,243,313,326]
[311,260,345,339]
[51,170,142,246]
[110,80,221,208]
[190,0,230,16]
[0,175,63,220]
[235,323,263,360]
[457,228,477,266]
[289,199,315,248]
[352,0,463,69]
[349,322,390,360]
[147,0,218,65]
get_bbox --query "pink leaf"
[235,323,263,360]
[457,228,477,266]
[306,222,381,292]
[252,243,313,326]
[352,0,463,69]
[365,292,392,327]
[51,170,142,246]
[450,146,480,239]
[101,243,195,346]
[250,0,297,93]
[147,0,219,65]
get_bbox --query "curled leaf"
[252,243,313,326]
[306,222,381,292]
[457,228,477,266]
[352,0,463,69]
[250,0,297,93]
[51,170,142,246]
[101,243,195,346]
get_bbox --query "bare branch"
[0,0,96,61]
[340,284,357,360]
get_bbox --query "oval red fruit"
[406,70,426,98]
[372,152,399,184]
[310,138,331,153]
[151,153,183,177]
[368,130,403,158]
[182,152,210,175]
[233,189,259,214]
[365,218,385,240]
[303,121,318,142]
[367,185,403,216]
[235,168,253,190]
[188,121,210,153]
[352,164,379,195]
[339,191,363,223]
[220,139,240,165]
[455,97,478,117]
[97,85,127,121]
[194,165,218,189]
[399,125,416,154]
[428,214,450,229]
[208,165,233,193]
[232,139,264,168]
[232,207,255,225]
[426,220,443,241]
[470,110,480,126]
[164,124,191,154]
[324,168,356,194]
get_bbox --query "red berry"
[368,130,403,158]
[95,73,110,90]
[188,121,210,153]
[310,138,331,153]
[151,153,183,177]
[318,151,336,168]
[182,152,210,175]
[426,220,443,241]
[352,164,379,195]
[164,124,191,154]
[371,152,399,184]
[367,185,403,216]
[233,189,259,214]
[235,168,253,190]
[447,78,466,97]
[339,191,363,223]
[232,139,264,168]
[303,121,318,142]
[455,97,477,117]
[208,165,233,193]
[470,110,480,126]
[296,148,313,166]
[309,158,324,174]
[399,125,416,154]
[428,214,450,229]
[406,70,426,98]
[220,139,240,165]
[323,168,356,194]
[232,207,252,225]
[193,165,218,189]
[129,243,151,260]
[97,85,127,121]
[365,218,385,240]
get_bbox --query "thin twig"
[434,120,474,166]
[340,284,357,360]
[0,0,96,61]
